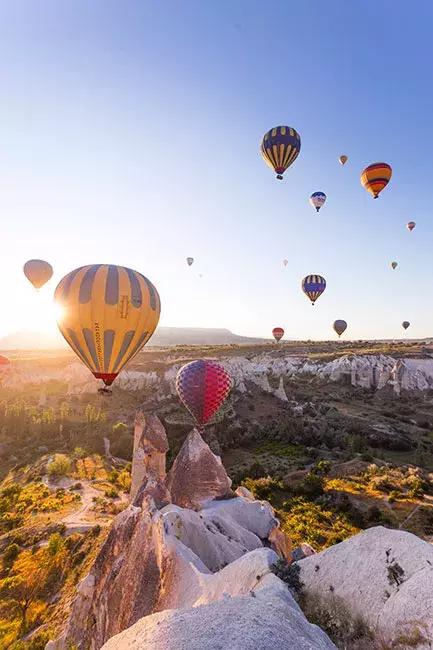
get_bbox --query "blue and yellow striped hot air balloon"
[54,264,161,388]
[261,126,301,180]
[302,275,326,305]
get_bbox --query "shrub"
[104,487,119,499]
[47,454,72,479]
[293,472,324,499]
[271,559,303,596]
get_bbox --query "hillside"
[0,327,268,351]
[1,341,433,647]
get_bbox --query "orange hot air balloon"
[407,221,416,232]
[0,355,10,370]
[24,260,53,289]
[360,162,392,199]
[339,155,348,165]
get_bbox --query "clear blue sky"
[0,1,432,340]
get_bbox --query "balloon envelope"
[302,275,326,305]
[339,155,348,165]
[283,259,288,267]
[186,257,194,266]
[176,360,232,426]
[309,192,326,212]
[402,321,410,330]
[0,355,10,369]
[407,221,416,232]
[391,261,398,270]
[360,163,392,199]
[54,264,161,386]
[261,125,301,180]
[333,320,347,337]
[24,259,53,289]
[272,327,284,342]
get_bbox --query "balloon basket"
[98,387,112,396]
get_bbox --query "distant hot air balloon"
[339,155,348,165]
[333,320,347,338]
[407,221,416,232]
[186,257,194,266]
[283,259,288,267]
[302,275,326,305]
[0,355,10,371]
[272,327,284,342]
[309,192,327,212]
[391,261,398,270]
[54,264,161,388]
[402,321,410,330]
[23,260,53,289]
[261,125,301,180]
[176,360,232,427]
[360,163,392,199]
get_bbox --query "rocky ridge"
[6,353,433,397]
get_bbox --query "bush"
[47,454,72,479]
[293,472,325,499]
[104,487,119,499]
[3,542,20,565]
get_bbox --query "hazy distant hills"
[0,327,269,350]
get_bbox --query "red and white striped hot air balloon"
[272,327,284,342]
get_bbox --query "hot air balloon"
[309,192,326,212]
[23,260,53,289]
[186,257,194,266]
[283,259,288,267]
[333,320,347,338]
[261,126,301,180]
[0,355,10,370]
[272,327,284,342]
[302,275,326,305]
[176,360,232,427]
[402,321,410,330]
[339,155,348,165]
[391,261,398,270]
[54,264,161,388]
[360,163,392,199]
[407,221,416,232]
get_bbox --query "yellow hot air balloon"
[54,264,160,387]
[339,155,348,165]
[23,259,53,289]
[360,162,392,199]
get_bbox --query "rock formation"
[101,571,336,650]
[130,412,169,502]
[48,423,297,650]
[165,428,233,509]
[298,526,433,648]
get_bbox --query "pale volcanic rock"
[165,429,232,509]
[298,526,433,647]
[201,496,278,540]
[160,503,264,572]
[101,571,336,650]
[130,412,169,501]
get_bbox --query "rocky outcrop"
[50,427,297,650]
[101,574,336,650]
[8,353,433,398]
[130,412,169,502]
[298,526,433,648]
[165,429,232,509]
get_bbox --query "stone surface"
[298,526,433,647]
[130,412,169,501]
[101,576,336,650]
[165,429,232,509]
[269,525,292,562]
